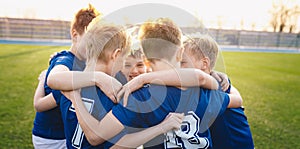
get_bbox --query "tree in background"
[269,0,300,33]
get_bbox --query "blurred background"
[0,0,299,49]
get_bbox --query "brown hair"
[70,4,100,35]
[183,35,219,69]
[138,18,182,46]
[138,18,182,61]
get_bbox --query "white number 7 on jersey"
[71,98,94,148]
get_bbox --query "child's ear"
[111,48,121,61]
[202,57,210,70]
[176,47,185,62]
[71,29,78,42]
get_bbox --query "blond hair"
[81,17,129,66]
[184,35,219,69]
[128,48,144,59]
[138,18,182,61]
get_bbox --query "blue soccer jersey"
[210,81,254,149]
[45,51,91,149]
[112,84,230,149]
[32,50,74,139]
[63,86,125,149]
[115,71,127,85]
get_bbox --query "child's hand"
[117,75,144,107]
[159,113,184,134]
[38,70,47,82]
[211,71,230,91]
[95,74,122,104]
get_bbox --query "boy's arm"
[33,70,57,112]
[47,65,121,102]
[34,93,57,112]
[47,65,88,91]
[63,90,124,146]
[227,85,243,108]
[117,68,218,105]
[111,113,184,149]
[142,68,218,89]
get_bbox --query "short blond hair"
[184,35,219,69]
[138,18,182,61]
[81,17,129,66]
[128,48,144,59]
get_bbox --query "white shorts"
[32,135,66,149]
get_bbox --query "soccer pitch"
[0,44,299,148]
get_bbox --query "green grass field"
[0,44,299,148]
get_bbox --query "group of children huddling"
[32,4,254,149]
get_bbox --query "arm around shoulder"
[138,68,218,89]
[33,70,57,112]
[47,65,71,90]
[34,93,57,112]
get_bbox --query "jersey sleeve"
[52,89,62,105]
[202,90,230,126]
[44,52,73,104]
[112,102,142,127]
[53,56,74,70]
[210,90,230,114]
[218,90,230,114]
[112,89,146,127]
[225,78,231,93]
[112,88,161,128]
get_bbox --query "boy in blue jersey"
[56,17,187,148]
[181,36,254,149]
[31,4,100,149]
[66,18,243,149]
[60,20,130,148]
[44,17,132,148]
[33,5,137,149]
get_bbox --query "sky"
[0,0,299,31]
